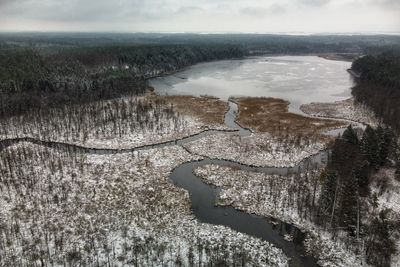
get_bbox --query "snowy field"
[0,89,392,266]
[0,142,288,266]
[184,132,327,167]
[0,96,229,149]
[300,98,379,126]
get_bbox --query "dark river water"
[171,100,324,267]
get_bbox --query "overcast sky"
[0,0,399,33]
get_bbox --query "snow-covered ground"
[0,142,288,267]
[371,168,400,213]
[1,91,391,266]
[0,96,229,149]
[184,132,327,167]
[300,98,379,126]
[194,164,367,267]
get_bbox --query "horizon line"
[0,30,400,36]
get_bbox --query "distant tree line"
[0,44,244,118]
[2,32,400,53]
[351,51,400,133]
[2,33,400,119]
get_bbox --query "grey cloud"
[0,0,20,6]
[0,0,30,16]
[0,0,207,22]
[240,7,269,17]
[0,0,28,9]
[267,4,287,14]
[369,0,400,9]
[175,6,205,15]
[240,4,286,17]
[299,0,330,7]
[1,0,155,21]
[0,0,398,33]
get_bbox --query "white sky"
[0,0,399,33]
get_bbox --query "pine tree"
[378,126,393,166]
[319,172,337,217]
[382,135,391,164]
[395,161,400,181]
[360,125,380,168]
[354,162,370,197]
[366,209,397,267]
[329,139,358,177]
[342,125,359,145]
[338,173,359,234]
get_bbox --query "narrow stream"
[171,159,320,267]
[0,101,323,267]
[171,101,322,267]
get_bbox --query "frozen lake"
[150,56,354,113]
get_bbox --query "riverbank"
[183,132,327,167]
[232,97,346,138]
[300,98,379,126]
[181,97,346,168]
[347,68,362,79]
[0,95,229,149]
[194,164,366,267]
[318,53,359,62]
[0,95,348,169]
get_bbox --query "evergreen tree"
[354,162,370,197]
[342,125,359,145]
[329,138,361,178]
[376,126,393,166]
[366,209,397,267]
[351,54,400,133]
[360,125,380,168]
[319,172,337,217]
[395,161,400,181]
[338,174,359,234]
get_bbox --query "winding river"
[0,100,324,267]
[171,101,324,267]
[0,56,354,266]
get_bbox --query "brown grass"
[233,97,346,138]
[158,95,228,125]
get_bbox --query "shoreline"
[229,96,346,138]
[300,97,379,127]
[347,68,361,78]
[147,53,355,83]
